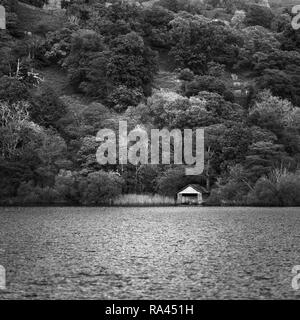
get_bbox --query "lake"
[0,207,299,299]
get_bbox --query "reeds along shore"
[113,194,176,206]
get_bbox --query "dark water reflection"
[0,207,300,299]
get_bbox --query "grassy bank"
[113,194,176,206]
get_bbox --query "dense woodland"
[0,0,300,206]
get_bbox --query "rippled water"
[0,206,300,299]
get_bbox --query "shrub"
[247,169,300,206]
[178,68,195,81]
[54,170,124,205]
[17,181,60,204]
[0,76,28,103]
[107,85,143,112]
[78,171,124,205]
[54,170,80,203]
[29,86,67,128]
[113,194,175,206]
[245,4,274,29]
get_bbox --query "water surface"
[0,207,299,299]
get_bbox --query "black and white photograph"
[0,0,300,305]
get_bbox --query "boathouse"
[177,184,207,205]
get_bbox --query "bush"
[247,178,279,206]
[183,75,231,100]
[245,4,274,29]
[206,180,249,206]
[29,86,67,128]
[178,68,195,81]
[78,171,124,205]
[0,76,28,103]
[17,181,60,204]
[247,169,300,206]
[54,170,80,203]
[54,170,124,205]
[107,85,143,112]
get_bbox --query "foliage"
[41,25,79,65]
[0,100,30,159]
[141,5,174,48]
[249,90,298,133]
[231,10,246,29]
[107,31,158,94]
[107,85,143,112]
[247,169,300,206]
[182,75,234,101]
[64,29,110,97]
[29,86,67,128]
[1,0,300,206]
[21,0,48,8]
[245,4,274,29]
[235,26,280,70]
[169,13,242,73]
[0,0,19,34]
[0,76,29,103]
[113,193,175,206]
[135,89,243,130]
[157,166,205,197]
[55,170,124,205]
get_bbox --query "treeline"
[0,0,299,205]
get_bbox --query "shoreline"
[0,203,299,208]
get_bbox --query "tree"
[247,169,300,206]
[271,13,291,33]
[84,0,144,43]
[245,4,274,29]
[245,141,291,182]
[0,100,30,159]
[141,5,174,48]
[248,90,298,134]
[34,129,69,186]
[107,85,143,112]
[54,169,81,204]
[169,13,242,73]
[253,50,300,105]
[29,86,67,128]
[134,89,243,130]
[280,22,300,52]
[0,76,28,103]
[77,171,124,205]
[231,10,246,29]
[235,25,280,70]
[157,166,205,197]
[108,31,158,95]
[21,0,48,8]
[218,122,253,171]
[182,75,233,101]
[65,29,111,98]
[42,25,79,65]
[256,69,300,106]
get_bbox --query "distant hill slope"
[17,1,66,34]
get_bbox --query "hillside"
[1,0,300,206]
[17,1,66,34]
